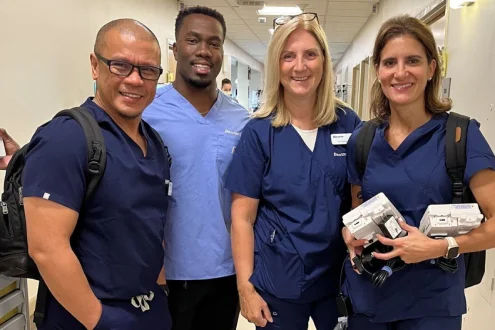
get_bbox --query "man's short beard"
[187,77,213,89]
[119,112,141,120]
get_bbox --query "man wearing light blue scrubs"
[143,6,249,330]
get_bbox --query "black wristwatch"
[159,284,169,297]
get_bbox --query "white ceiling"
[182,0,379,65]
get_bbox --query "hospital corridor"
[1,0,495,329]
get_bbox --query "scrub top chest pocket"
[216,130,241,181]
[325,134,350,198]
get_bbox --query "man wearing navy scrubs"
[143,6,249,330]
[22,19,172,329]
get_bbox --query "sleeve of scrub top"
[464,119,495,184]
[225,120,265,199]
[22,117,88,213]
[346,124,364,186]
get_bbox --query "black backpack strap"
[445,112,470,203]
[34,107,106,326]
[33,281,49,325]
[355,120,379,181]
[445,112,486,288]
[54,107,107,202]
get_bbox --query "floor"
[236,315,317,330]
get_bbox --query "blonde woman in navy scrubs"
[225,13,360,330]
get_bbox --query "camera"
[419,203,483,238]
[343,192,407,247]
[342,193,407,287]
[341,195,484,288]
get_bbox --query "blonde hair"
[255,16,345,127]
[370,15,451,121]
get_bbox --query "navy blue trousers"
[255,290,339,330]
[38,287,171,330]
[348,314,462,330]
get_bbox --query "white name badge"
[165,180,173,196]
[331,133,351,145]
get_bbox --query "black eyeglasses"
[95,53,163,81]
[273,12,319,30]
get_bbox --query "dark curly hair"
[175,6,227,41]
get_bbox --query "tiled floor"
[236,315,317,330]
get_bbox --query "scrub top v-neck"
[344,113,495,322]
[226,106,361,302]
[143,84,250,280]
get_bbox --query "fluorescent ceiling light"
[257,5,302,16]
[450,0,476,9]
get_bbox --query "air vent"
[236,1,266,6]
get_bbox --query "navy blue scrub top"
[225,106,361,302]
[344,113,495,322]
[22,98,170,300]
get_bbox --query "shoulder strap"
[53,107,107,203]
[4,144,29,191]
[355,120,379,180]
[34,107,107,326]
[445,112,470,203]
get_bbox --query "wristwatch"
[444,237,460,260]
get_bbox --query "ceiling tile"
[327,2,374,11]
[184,0,228,6]
[325,15,368,23]
[182,0,374,66]
[326,9,373,17]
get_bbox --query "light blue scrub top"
[143,84,250,280]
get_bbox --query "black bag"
[354,112,486,288]
[0,107,107,324]
[444,112,485,288]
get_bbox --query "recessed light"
[257,5,302,16]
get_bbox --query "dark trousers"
[255,289,339,330]
[348,314,462,330]
[38,285,171,330]
[167,274,240,330]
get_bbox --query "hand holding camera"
[342,193,484,286]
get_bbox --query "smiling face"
[376,34,436,110]
[173,14,224,89]
[90,29,161,119]
[279,28,324,100]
